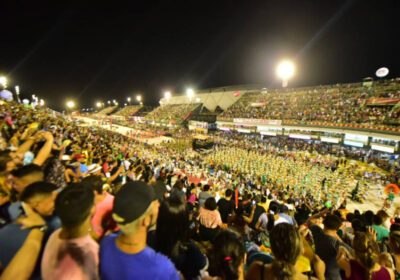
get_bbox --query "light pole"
[66,100,75,114]
[186,88,194,103]
[0,76,7,88]
[136,95,142,104]
[276,60,295,87]
[127,97,131,105]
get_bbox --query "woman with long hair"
[246,223,325,280]
[337,231,394,280]
[207,228,246,280]
[154,195,207,279]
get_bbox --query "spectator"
[198,197,222,241]
[153,195,207,279]
[0,182,60,277]
[372,215,390,242]
[99,181,181,280]
[81,175,116,240]
[246,223,325,280]
[207,229,245,280]
[309,214,352,280]
[41,184,98,280]
[337,231,393,279]
[217,189,235,224]
[199,184,213,207]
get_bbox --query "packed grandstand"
[1,78,400,280]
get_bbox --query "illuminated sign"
[260,131,277,136]
[371,144,395,153]
[344,140,364,148]
[289,134,312,140]
[320,137,340,144]
[345,134,368,143]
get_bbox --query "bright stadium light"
[127,97,131,102]
[164,91,171,99]
[39,99,45,106]
[186,88,194,99]
[0,76,7,88]
[96,102,102,108]
[107,100,111,105]
[136,95,142,102]
[196,97,200,103]
[276,60,295,87]
[66,101,75,109]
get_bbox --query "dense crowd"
[113,105,143,117]
[1,100,400,280]
[220,81,400,129]
[145,103,201,124]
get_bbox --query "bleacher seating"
[145,103,201,124]
[219,80,400,132]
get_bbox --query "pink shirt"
[41,229,99,280]
[197,207,222,229]
[91,192,115,237]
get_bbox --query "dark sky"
[0,0,399,111]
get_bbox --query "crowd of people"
[1,100,400,280]
[219,80,400,129]
[145,103,201,124]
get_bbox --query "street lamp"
[96,102,102,108]
[0,76,7,88]
[186,88,194,98]
[276,60,295,87]
[66,101,75,109]
[164,91,171,99]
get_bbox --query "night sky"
[0,0,399,111]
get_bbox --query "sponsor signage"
[260,131,277,136]
[344,140,364,148]
[320,137,341,144]
[371,144,395,153]
[289,134,312,140]
[233,118,282,125]
[345,134,368,143]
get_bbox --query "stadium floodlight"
[96,102,102,108]
[0,76,7,88]
[39,99,45,106]
[196,97,200,103]
[107,100,111,105]
[127,97,131,102]
[186,88,195,99]
[136,95,142,102]
[164,91,171,99]
[276,60,295,87]
[15,86,20,94]
[66,101,75,109]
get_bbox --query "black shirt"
[217,198,234,223]
[249,205,266,229]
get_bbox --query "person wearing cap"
[100,181,181,280]
[74,154,88,178]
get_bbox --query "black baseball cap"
[113,181,155,225]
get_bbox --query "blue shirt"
[0,215,61,277]
[80,163,88,174]
[100,233,181,280]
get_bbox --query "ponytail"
[353,232,380,279]
[271,259,295,280]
